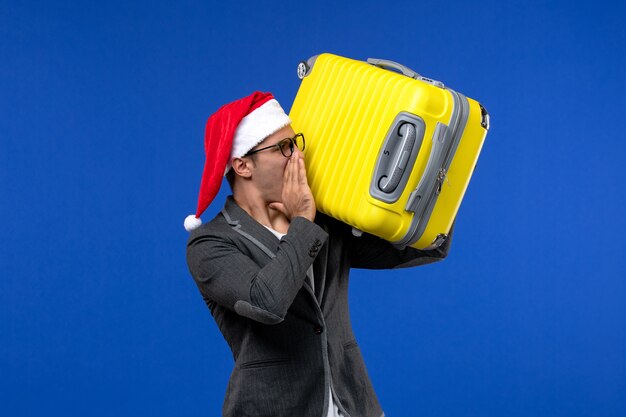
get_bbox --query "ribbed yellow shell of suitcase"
[289,53,486,248]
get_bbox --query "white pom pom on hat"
[183,91,291,232]
[184,214,203,232]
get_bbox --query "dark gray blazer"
[186,197,452,417]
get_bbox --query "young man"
[185,91,452,417]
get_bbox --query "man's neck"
[233,192,290,234]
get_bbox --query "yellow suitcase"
[289,53,489,249]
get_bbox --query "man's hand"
[268,152,316,222]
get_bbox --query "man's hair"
[225,168,236,189]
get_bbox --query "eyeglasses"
[244,133,305,158]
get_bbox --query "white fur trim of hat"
[225,99,292,173]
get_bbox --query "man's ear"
[231,157,253,179]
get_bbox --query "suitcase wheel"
[480,104,490,130]
[297,61,309,80]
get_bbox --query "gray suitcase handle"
[405,123,449,213]
[378,123,417,192]
[368,58,445,88]
[367,58,421,79]
[370,112,426,204]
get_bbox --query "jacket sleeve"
[186,217,328,325]
[347,221,454,270]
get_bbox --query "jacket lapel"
[222,197,282,258]
[312,223,329,303]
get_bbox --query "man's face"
[246,125,300,203]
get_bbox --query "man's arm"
[347,221,454,270]
[187,217,328,325]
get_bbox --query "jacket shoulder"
[186,212,234,247]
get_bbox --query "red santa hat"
[184,91,292,231]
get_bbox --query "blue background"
[2,1,625,416]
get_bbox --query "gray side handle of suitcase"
[367,58,445,88]
[378,123,418,192]
[370,113,426,204]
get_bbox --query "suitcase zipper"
[397,89,469,248]
[435,168,447,195]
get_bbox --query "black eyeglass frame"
[243,133,305,158]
